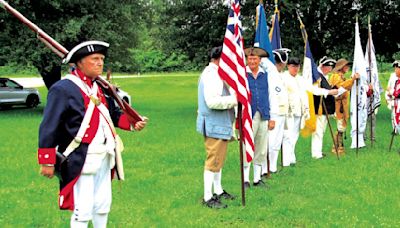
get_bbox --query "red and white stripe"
[218,0,254,162]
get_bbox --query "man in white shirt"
[282,57,309,166]
[267,49,290,173]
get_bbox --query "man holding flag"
[197,46,237,209]
[217,0,255,206]
[310,57,337,159]
[329,59,360,154]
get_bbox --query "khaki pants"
[204,137,228,172]
[336,118,346,132]
[246,112,268,166]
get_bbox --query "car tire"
[26,95,39,108]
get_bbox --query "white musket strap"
[62,75,98,157]
[97,103,117,136]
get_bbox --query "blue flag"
[254,3,275,63]
[303,40,321,84]
[270,11,282,50]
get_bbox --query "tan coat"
[329,73,355,122]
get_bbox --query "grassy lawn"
[0,72,399,227]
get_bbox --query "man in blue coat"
[38,40,147,227]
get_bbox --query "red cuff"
[118,114,133,131]
[38,148,56,164]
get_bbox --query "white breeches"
[311,115,327,158]
[268,115,285,172]
[282,116,301,166]
[72,155,112,223]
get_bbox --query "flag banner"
[350,21,368,148]
[218,0,254,162]
[270,9,282,50]
[365,23,381,116]
[298,22,319,137]
[254,3,275,63]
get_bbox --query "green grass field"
[1,73,399,227]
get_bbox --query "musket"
[322,99,340,160]
[0,0,143,123]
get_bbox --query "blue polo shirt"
[247,66,270,120]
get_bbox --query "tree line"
[0,0,399,74]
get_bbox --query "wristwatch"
[42,164,55,167]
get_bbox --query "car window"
[5,80,21,89]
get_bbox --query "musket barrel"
[0,0,144,123]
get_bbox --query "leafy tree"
[0,0,147,72]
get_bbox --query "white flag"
[365,23,381,115]
[350,21,369,148]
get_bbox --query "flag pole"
[367,16,374,146]
[356,79,359,156]
[322,99,340,160]
[355,15,359,156]
[237,103,246,206]
[389,129,395,152]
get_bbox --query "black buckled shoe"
[202,195,227,209]
[261,173,270,180]
[253,179,269,188]
[244,181,250,189]
[216,190,235,200]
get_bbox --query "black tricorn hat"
[63,41,109,64]
[244,47,269,57]
[319,56,336,67]
[393,60,400,68]
[273,48,291,63]
[209,46,223,59]
[287,57,301,65]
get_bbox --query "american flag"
[218,0,254,162]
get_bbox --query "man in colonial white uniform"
[38,41,147,227]
[267,48,290,173]
[282,57,309,166]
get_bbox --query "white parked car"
[116,87,131,105]
[0,77,41,109]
